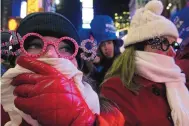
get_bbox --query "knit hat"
[90,15,123,47]
[16,12,80,43]
[124,0,179,47]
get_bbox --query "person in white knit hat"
[100,0,189,126]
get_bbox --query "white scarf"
[1,58,100,126]
[135,51,189,126]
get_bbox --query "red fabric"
[96,107,125,126]
[100,77,173,126]
[1,105,31,126]
[1,105,10,126]
[176,59,189,88]
[96,115,109,126]
[11,56,95,126]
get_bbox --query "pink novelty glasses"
[20,33,79,60]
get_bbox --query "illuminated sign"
[8,19,18,30]
[81,0,94,29]
[27,0,39,14]
[20,1,27,18]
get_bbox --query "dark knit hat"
[16,12,80,43]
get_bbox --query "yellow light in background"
[120,16,123,19]
[115,13,118,16]
[123,11,127,14]
[27,0,39,14]
[39,8,44,12]
[8,19,18,30]
[115,16,118,20]
[115,22,120,27]
[168,3,172,7]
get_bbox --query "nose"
[43,45,59,58]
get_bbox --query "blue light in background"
[12,0,22,17]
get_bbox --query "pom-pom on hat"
[124,0,179,47]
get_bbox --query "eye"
[161,38,169,46]
[59,45,73,53]
[27,42,43,50]
[28,43,43,49]
[24,38,44,50]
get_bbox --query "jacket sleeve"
[96,107,125,126]
[96,94,125,126]
[100,77,138,126]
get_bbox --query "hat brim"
[100,38,123,48]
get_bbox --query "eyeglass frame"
[147,37,180,52]
[19,32,79,60]
[160,37,180,51]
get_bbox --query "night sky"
[56,0,130,30]
[94,0,130,18]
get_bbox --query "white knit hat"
[124,0,179,47]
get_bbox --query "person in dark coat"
[90,15,123,87]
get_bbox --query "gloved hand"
[11,56,95,126]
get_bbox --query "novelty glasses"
[20,33,79,60]
[148,37,180,51]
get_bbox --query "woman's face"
[20,36,78,67]
[144,36,177,57]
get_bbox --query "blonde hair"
[102,45,141,92]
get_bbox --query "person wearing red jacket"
[1,12,124,126]
[100,0,189,126]
[175,37,189,88]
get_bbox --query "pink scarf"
[135,51,189,126]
